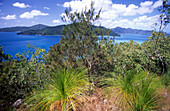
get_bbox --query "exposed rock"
[12,99,22,107]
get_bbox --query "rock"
[12,99,22,107]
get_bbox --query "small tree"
[48,2,114,84]
[141,0,170,75]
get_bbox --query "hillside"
[17,25,64,35]
[0,24,48,32]
[0,26,28,32]
[111,27,152,35]
[17,25,120,36]
[0,24,119,36]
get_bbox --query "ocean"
[0,32,150,57]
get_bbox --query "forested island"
[0,1,170,111]
[0,24,155,36]
[0,24,120,36]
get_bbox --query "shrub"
[24,68,89,111]
[103,68,163,111]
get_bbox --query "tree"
[48,2,114,84]
[158,0,170,32]
[0,45,48,110]
[141,0,170,75]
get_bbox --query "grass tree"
[103,67,163,111]
[24,68,89,111]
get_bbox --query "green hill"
[0,24,48,32]
[17,25,120,36]
[17,25,64,35]
[0,24,120,36]
[111,27,152,35]
[0,26,28,32]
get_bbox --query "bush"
[24,68,89,111]
[103,68,163,111]
[0,45,48,110]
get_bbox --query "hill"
[0,24,119,36]
[0,26,28,32]
[0,24,48,32]
[111,27,152,35]
[17,25,64,35]
[17,25,120,36]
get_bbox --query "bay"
[114,34,149,44]
[0,32,150,57]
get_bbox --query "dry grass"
[77,87,120,111]
[159,88,170,111]
[17,87,170,111]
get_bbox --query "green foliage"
[0,46,11,62]
[111,41,145,74]
[108,31,170,76]
[103,68,163,111]
[24,68,89,111]
[157,0,170,31]
[0,44,48,110]
[141,31,170,74]
[0,1,169,110]
[48,2,114,85]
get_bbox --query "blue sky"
[0,0,169,32]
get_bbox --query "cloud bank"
[13,2,31,8]
[61,0,163,30]
[20,10,49,19]
[52,20,61,23]
[0,15,16,20]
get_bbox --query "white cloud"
[140,1,153,7]
[152,0,162,8]
[62,0,162,17]
[20,10,49,19]
[53,20,60,23]
[61,0,163,30]
[13,2,31,8]
[101,15,160,30]
[44,7,50,10]
[56,3,63,6]
[123,4,138,16]
[0,15,16,20]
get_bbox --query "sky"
[0,0,169,32]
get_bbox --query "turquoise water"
[115,34,149,44]
[0,32,150,57]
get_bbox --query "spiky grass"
[24,68,89,111]
[103,70,163,111]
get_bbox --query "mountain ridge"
[0,24,120,36]
[0,24,155,36]
[0,24,48,32]
[111,27,152,35]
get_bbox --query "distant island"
[111,27,152,35]
[0,24,120,36]
[0,24,47,32]
[0,24,155,36]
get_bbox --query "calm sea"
[0,32,150,57]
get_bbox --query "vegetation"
[0,0,169,111]
[0,45,48,110]
[24,68,89,111]
[0,24,119,36]
[103,68,163,111]
[0,24,47,32]
[112,26,152,35]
